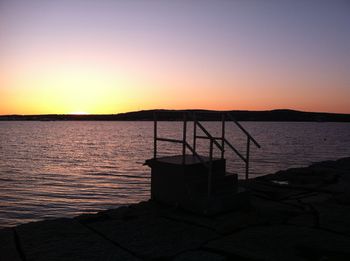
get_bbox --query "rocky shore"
[2,157,350,261]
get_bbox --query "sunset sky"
[1,0,349,115]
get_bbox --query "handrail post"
[182,113,187,164]
[154,111,157,159]
[221,114,225,159]
[245,137,250,180]
[196,121,224,151]
[208,139,213,197]
[152,111,260,182]
[226,112,261,149]
[193,113,197,156]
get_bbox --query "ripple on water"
[0,121,349,227]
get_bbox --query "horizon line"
[1,108,350,117]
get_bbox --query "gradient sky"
[1,0,349,115]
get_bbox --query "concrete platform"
[1,157,350,260]
[145,154,245,215]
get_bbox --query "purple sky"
[1,0,349,114]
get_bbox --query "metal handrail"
[195,121,224,151]
[223,138,246,163]
[154,112,218,196]
[153,110,261,181]
[157,137,184,143]
[193,111,261,179]
[225,113,261,148]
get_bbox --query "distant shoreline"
[1,109,350,122]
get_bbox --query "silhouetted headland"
[1,109,350,121]
[2,157,350,260]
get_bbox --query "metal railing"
[153,111,261,187]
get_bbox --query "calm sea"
[1,121,350,227]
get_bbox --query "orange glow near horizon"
[1,58,349,115]
[1,1,349,115]
[69,111,89,115]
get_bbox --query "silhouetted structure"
[145,111,260,215]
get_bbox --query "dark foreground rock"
[15,218,139,261]
[0,228,21,261]
[1,157,350,260]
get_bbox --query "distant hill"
[0,109,350,122]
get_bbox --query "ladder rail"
[195,121,224,152]
[226,113,261,148]
[153,110,261,180]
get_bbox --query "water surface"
[1,121,349,227]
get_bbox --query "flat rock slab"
[16,218,139,261]
[250,196,303,224]
[77,201,173,224]
[211,208,263,235]
[287,212,316,227]
[244,181,304,200]
[266,166,339,185]
[206,225,350,261]
[296,192,332,204]
[161,207,263,235]
[314,203,350,236]
[89,216,218,260]
[0,228,21,261]
[333,190,350,205]
[173,250,226,261]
